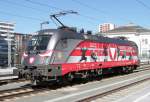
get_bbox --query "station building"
[0,21,15,34]
[102,23,150,61]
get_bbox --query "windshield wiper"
[32,36,40,52]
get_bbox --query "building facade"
[99,23,115,33]
[0,21,15,34]
[0,21,15,67]
[14,33,32,65]
[102,23,150,61]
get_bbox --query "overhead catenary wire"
[71,0,106,14]
[0,0,62,22]
[1,0,49,13]
[0,0,100,26]
[25,0,64,11]
[135,0,150,11]
[0,0,48,21]
[25,0,104,30]
[25,0,102,25]
[71,0,112,19]
[0,0,103,30]
[135,0,150,27]
[78,14,101,25]
[71,0,131,22]
[0,10,44,21]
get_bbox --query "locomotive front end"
[14,30,59,84]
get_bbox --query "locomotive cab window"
[27,35,51,51]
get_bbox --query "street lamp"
[139,38,142,59]
[40,21,49,30]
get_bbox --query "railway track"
[0,87,33,101]
[0,79,29,86]
[79,77,150,102]
[134,64,150,72]
[0,86,49,102]
[0,64,150,102]
[78,65,150,102]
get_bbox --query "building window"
[142,38,148,45]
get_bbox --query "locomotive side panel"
[60,40,139,75]
[48,39,83,76]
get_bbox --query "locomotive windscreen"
[27,35,51,51]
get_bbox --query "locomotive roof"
[37,28,137,47]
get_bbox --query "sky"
[0,0,150,34]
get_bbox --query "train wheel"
[18,72,23,79]
[25,73,31,80]
[117,67,123,74]
[31,80,39,86]
[122,66,130,74]
[67,73,74,82]
[96,69,103,80]
[121,67,126,74]
[81,71,89,83]
[129,66,134,73]
[127,66,134,74]
[56,76,69,86]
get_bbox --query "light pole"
[139,38,142,59]
[2,33,14,68]
[136,29,142,60]
[6,33,14,68]
[8,34,11,68]
[40,21,49,30]
[148,44,150,63]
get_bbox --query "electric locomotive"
[13,27,139,84]
[13,11,139,85]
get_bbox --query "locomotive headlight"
[29,57,35,64]
[23,52,28,57]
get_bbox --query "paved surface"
[93,79,150,102]
[0,67,18,80]
[0,67,16,75]
[117,86,150,102]
[0,81,30,91]
[5,69,149,102]
[116,82,150,102]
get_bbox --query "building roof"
[0,21,15,25]
[106,23,150,33]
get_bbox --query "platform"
[0,67,18,81]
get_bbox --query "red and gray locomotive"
[15,28,139,84]
[14,11,139,84]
